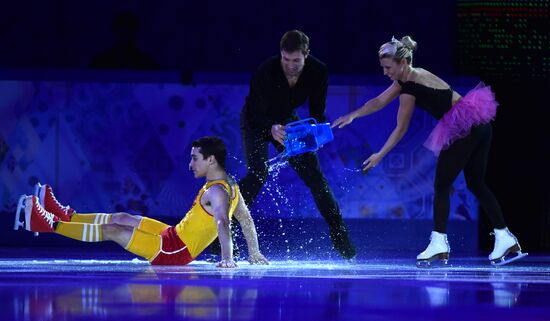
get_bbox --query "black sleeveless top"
[398,80,454,120]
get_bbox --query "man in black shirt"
[239,30,356,259]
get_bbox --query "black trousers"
[434,123,506,233]
[239,126,356,259]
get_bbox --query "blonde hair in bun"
[379,35,417,65]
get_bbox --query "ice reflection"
[9,267,260,321]
[491,282,523,308]
[419,281,524,308]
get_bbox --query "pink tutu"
[424,82,498,156]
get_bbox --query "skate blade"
[492,252,528,266]
[13,195,26,230]
[416,258,450,268]
[34,182,42,197]
[34,182,45,206]
[18,195,39,236]
[416,260,450,268]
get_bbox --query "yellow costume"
[125,179,239,264]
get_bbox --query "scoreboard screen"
[457,0,549,78]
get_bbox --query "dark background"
[1,0,548,252]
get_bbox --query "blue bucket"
[284,118,334,157]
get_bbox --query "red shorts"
[150,226,194,265]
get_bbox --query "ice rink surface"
[1,249,549,321]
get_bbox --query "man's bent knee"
[110,212,142,226]
[102,224,134,245]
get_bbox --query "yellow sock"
[55,222,103,242]
[70,213,111,224]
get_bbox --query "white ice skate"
[416,231,450,267]
[13,195,40,236]
[13,195,26,231]
[489,228,528,266]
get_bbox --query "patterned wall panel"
[0,80,479,222]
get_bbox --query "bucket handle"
[286,118,317,128]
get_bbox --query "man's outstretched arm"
[233,191,269,265]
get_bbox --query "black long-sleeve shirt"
[240,55,328,138]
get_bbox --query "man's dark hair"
[280,29,310,55]
[192,136,227,169]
